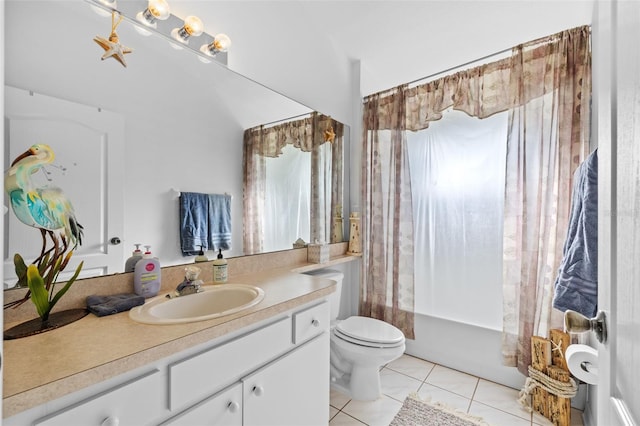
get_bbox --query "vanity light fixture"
[135,0,170,33]
[85,0,229,66]
[171,15,204,46]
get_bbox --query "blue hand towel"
[86,293,145,317]
[208,193,232,251]
[553,149,598,318]
[180,192,211,256]
[180,192,232,255]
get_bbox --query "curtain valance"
[364,25,591,132]
[244,112,344,158]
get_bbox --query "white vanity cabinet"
[164,333,329,426]
[243,333,329,426]
[165,301,330,426]
[8,300,330,426]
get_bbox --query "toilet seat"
[334,316,405,348]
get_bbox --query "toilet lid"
[335,316,404,347]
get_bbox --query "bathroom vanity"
[3,268,337,425]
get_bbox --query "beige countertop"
[3,266,340,418]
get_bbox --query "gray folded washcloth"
[86,293,146,317]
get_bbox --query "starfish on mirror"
[94,31,133,68]
[324,126,336,142]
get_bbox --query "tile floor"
[329,354,584,426]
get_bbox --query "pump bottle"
[212,249,228,283]
[134,246,161,298]
[124,243,143,272]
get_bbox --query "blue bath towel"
[552,150,598,318]
[180,192,211,256]
[180,192,232,255]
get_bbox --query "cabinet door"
[243,333,329,426]
[161,383,242,426]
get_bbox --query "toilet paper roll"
[566,344,598,385]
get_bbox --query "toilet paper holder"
[564,310,607,343]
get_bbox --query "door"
[595,1,640,425]
[4,86,124,286]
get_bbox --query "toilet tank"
[303,269,343,321]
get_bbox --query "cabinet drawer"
[169,316,292,410]
[292,301,329,344]
[160,382,242,426]
[35,369,163,426]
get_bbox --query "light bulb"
[183,16,204,37]
[147,0,170,20]
[213,34,231,52]
[200,33,231,57]
[171,15,204,45]
[136,0,170,29]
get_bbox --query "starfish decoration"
[551,339,565,359]
[94,12,133,68]
[324,126,336,143]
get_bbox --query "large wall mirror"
[3,0,350,288]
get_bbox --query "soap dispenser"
[194,245,209,263]
[134,245,161,298]
[212,249,228,284]
[124,244,144,272]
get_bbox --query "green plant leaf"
[13,253,28,288]
[49,261,84,311]
[26,265,50,320]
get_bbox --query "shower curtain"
[362,26,591,371]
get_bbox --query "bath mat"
[390,393,490,426]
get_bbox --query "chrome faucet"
[175,280,202,296]
[167,266,204,298]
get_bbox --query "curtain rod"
[259,112,313,128]
[405,46,513,87]
[364,45,513,101]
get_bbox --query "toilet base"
[350,365,382,400]
[330,366,382,401]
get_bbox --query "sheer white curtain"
[407,109,507,329]
[263,145,311,252]
[310,143,333,244]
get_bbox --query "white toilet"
[304,269,406,401]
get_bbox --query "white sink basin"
[129,284,265,325]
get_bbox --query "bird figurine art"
[5,144,84,259]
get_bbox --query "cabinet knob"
[252,385,264,397]
[311,319,320,327]
[101,416,120,426]
[227,401,240,413]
